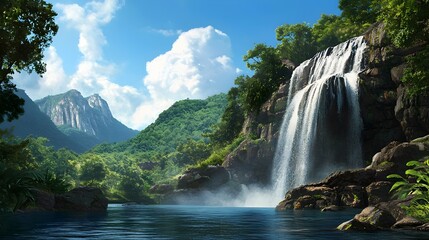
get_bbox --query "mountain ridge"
[0,90,86,152]
[35,89,138,149]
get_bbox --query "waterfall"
[271,36,367,202]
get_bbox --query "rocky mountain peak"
[35,89,137,145]
[86,94,112,118]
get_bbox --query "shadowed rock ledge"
[31,187,108,212]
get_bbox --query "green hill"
[92,93,227,154]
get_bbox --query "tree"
[339,0,380,26]
[175,139,212,166]
[0,0,58,123]
[275,23,317,65]
[207,87,244,145]
[377,0,429,96]
[378,0,428,48]
[79,155,108,185]
[241,44,291,113]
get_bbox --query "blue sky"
[17,0,340,130]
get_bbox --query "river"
[0,204,426,239]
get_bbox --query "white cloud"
[151,28,183,37]
[16,1,238,130]
[16,46,69,99]
[131,26,238,128]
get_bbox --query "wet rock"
[415,223,429,231]
[392,216,423,229]
[365,181,392,205]
[177,166,230,190]
[321,205,342,212]
[149,184,174,194]
[340,185,367,208]
[338,206,396,231]
[223,139,275,185]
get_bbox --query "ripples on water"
[0,204,426,239]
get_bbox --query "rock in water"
[54,187,108,211]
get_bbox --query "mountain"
[92,93,227,154]
[35,89,138,148]
[0,90,86,153]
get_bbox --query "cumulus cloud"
[18,0,143,127]
[131,26,238,128]
[16,1,239,130]
[16,46,68,98]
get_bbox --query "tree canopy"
[0,0,58,123]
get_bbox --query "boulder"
[223,139,275,185]
[340,185,367,208]
[177,166,230,190]
[337,206,396,231]
[149,184,174,194]
[392,216,424,229]
[31,189,55,211]
[367,139,429,180]
[54,187,108,211]
[365,181,392,205]
[337,197,417,231]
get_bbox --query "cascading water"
[271,36,367,202]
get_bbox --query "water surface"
[0,204,426,239]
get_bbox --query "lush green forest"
[1,0,428,212]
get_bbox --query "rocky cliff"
[222,83,288,185]
[225,23,429,187]
[359,22,429,162]
[36,89,138,148]
[0,90,85,152]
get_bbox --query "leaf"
[387,174,406,181]
[390,181,407,192]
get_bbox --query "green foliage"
[388,158,429,221]
[376,0,429,97]
[240,44,291,113]
[175,139,212,166]
[103,93,227,154]
[0,0,58,123]
[34,170,71,194]
[402,46,429,96]
[378,0,429,48]
[0,164,35,212]
[118,166,148,201]
[276,23,317,65]
[0,131,79,212]
[79,154,108,185]
[206,87,244,146]
[312,14,368,50]
[339,0,380,26]
[196,135,245,169]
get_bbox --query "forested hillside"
[92,93,227,154]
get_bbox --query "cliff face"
[225,23,429,187]
[0,90,85,153]
[223,84,288,185]
[36,89,138,146]
[360,23,429,162]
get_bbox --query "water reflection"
[0,205,427,239]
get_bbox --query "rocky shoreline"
[275,135,429,231]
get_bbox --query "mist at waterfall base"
[171,37,368,207]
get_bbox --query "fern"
[387,158,429,221]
